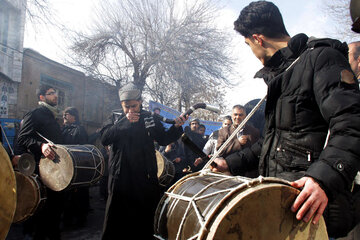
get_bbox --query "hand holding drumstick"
[41,143,56,160]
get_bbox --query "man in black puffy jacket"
[212,1,360,238]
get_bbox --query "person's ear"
[39,95,45,101]
[252,34,264,46]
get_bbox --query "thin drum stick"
[202,95,267,170]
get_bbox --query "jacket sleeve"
[306,47,360,196]
[203,133,215,155]
[17,111,43,156]
[225,138,263,176]
[100,115,131,146]
[77,126,89,144]
[216,128,227,151]
[248,125,260,145]
[149,117,183,146]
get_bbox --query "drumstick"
[180,133,214,165]
[36,132,56,148]
[202,95,267,170]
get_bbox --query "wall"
[18,48,119,134]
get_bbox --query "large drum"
[13,172,46,223]
[154,171,328,240]
[0,143,16,240]
[39,145,104,191]
[156,150,175,188]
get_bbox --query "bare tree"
[322,0,359,42]
[25,0,53,25]
[68,0,234,113]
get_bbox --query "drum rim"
[156,150,165,178]
[201,183,294,239]
[0,143,16,240]
[13,172,44,223]
[39,144,105,191]
[67,144,105,187]
[156,173,328,240]
[39,145,74,191]
[203,183,328,240]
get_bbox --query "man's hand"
[238,135,249,145]
[41,143,56,160]
[126,112,140,123]
[12,155,20,168]
[210,157,231,175]
[194,157,203,167]
[290,177,328,224]
[165,144,172,153]
[174,114,188,128]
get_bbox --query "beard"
[45,99,57,107]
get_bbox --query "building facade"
[18,48,119,134]
[0,0,26,118]
[0,0,120,144]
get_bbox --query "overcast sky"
[23,0,339,108]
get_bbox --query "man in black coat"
[212,1,360,238]
[61,107,89,229]
[61,107,88,145]
[17,84,65,240]
[182,118,207,172]
[100,82,187,239]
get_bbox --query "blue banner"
[149,101,222,136]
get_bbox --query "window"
[57,89,66,110]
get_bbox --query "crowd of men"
[4,0,360,239]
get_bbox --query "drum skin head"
[0,143,16,240]
[205,183,328,240]
[156,150,165,178]
[39,146,74,191]
[17,153,36,176]
[13,172,40,223]
[155,173,328,240]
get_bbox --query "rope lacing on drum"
[166,173,254,240]
[65,145,104,187]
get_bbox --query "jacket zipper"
[276,144,312,162]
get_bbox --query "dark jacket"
[227,34,360,196]
[259,34,360,196]
[62,123,88,145]
[17,106,63,162]
[100,109,183,239]
[182,130,207,170]
[159,140,185,162]
[225,34,360,237]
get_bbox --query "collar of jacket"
[38,101,59,118]
[254,33,309,83]
[306,36,349,58]
[63,123,79,129]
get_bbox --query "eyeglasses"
[46,91,57,96]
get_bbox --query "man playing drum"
[212,1,360,238]
[100,82,187,239]
[17,84,65,240]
